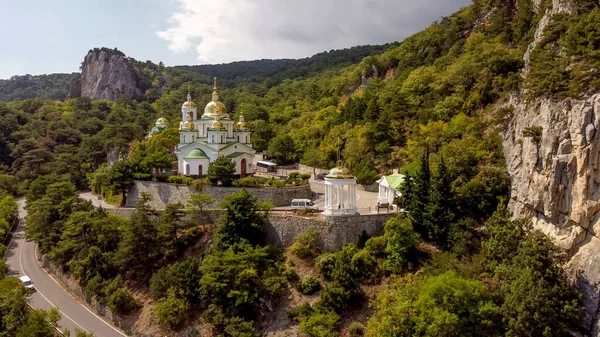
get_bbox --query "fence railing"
[25,303,64,336]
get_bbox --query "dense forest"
[0,73,78,102]
[2,0,600,335]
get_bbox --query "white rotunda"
[324,164,357,216]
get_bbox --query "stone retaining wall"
[125,180,312,209]
[266,213,395,251]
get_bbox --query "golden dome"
[211,119,224,129]
[156,117,168,125]
[204,100,228,117]
[182,121,195,130]
[235,121,247,130]
[183,101,196,108]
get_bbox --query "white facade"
[174,78,256,177]
[324,166,357,216]
[377,173,405,204]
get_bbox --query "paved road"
[79,191,118,209]
[4,199,128,337]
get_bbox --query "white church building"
[174,78,256,177]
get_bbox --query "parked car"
[291,199,318,211]
[316,172,326,180]
[19,275,34,290]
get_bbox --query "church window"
[237,135,239,142]
[221,135,224,143]
[211,135,215,143]
[185,164,190,175]
[246,135,248,143]
[198,165,203,177]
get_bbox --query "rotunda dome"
[235,120,247,130]
[326,166,353,179]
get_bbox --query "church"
[174,78,255,177]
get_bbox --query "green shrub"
[132,173,152,181]
[301,276,321,295]
[107,288,140,315]
[84,274,105,298]
[300,174,311,180]
[315,253,336,278]
[288,302,314,321]
[189,178,209,190]
[149,267,170,301]
[299,311,341,337]
[283,266,300,283]
[267,178,285,187]
[154,291,189,330]
[167,176,193,185]
[291,229,319,259]
[235,177,264,187]
[351,250,378,281]
[347,321,365,337]
[365,236,387,257]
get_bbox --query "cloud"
[157,0,471,64]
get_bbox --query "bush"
[149,267,170,300]
[154,291,189,330]
[365,236,387,257]
[283,266,300,283]
[299,311,341,337]
[107,288,140,315]
[167,176,193,185]
[132,173,152,181]
[267,178,285,188]
[347,321,365,337]
[235,177,264,187]
[189,178,209,190]
[351,250,378,281]
[291,229,319,259]
[315,253,336,277]
[301,276,321,295]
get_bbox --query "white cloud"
[157,0,471,64]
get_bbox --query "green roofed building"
[377,172,405,205]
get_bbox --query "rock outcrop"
[503,1,600,334]
[79,49,141,101]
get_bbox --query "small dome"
[182,101,196,109]
[326,166,353,179]
[204,101,228,117]
[211,119,224,129]
[235,121,247,130]
[182,121,195,130]
[156,117,168,125]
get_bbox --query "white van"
[291,199,317,211]
[19,275,34,289]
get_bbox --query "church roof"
[378,173,405,190]
[184,148,209,159]
[227,152,245,158]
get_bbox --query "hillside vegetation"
[1,0,600,336]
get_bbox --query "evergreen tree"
[424,156,455,248]
[410,151,432,239]
[207,156,236,186]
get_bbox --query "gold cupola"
[182,111,195,130]
[235,108,247,130]
[182,89,197,109]
[203,77,228,117]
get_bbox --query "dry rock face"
[80,50,140,101]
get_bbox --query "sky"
[0,0,471,79]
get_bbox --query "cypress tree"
[410,151,431,239]
[425,156,455,248]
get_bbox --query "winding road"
[4,199,128,337]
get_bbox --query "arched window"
[221,135,224,143]
[185,164,190,175]
[198,165,203,177]
[211,135,215,143]
[246,135,248,143]
[237,135,239,142]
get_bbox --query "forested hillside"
[2,0,600,336]
[0,73,78,102]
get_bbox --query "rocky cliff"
[78,49,141,101]
[503,1,600,334]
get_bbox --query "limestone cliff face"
[79,49,141,101]
[503,1,600,334]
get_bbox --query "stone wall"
[125,180,312,209]
[266,213,394,251]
